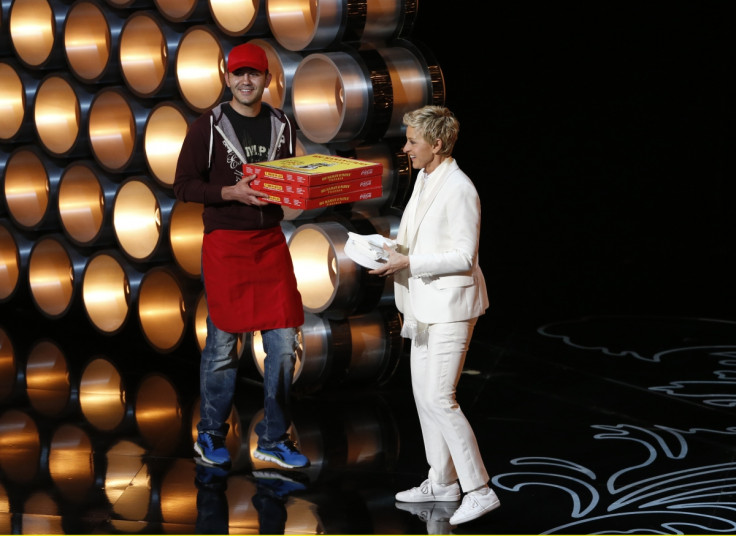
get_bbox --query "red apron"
[202,228,304,333]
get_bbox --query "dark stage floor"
[0,308,734,535]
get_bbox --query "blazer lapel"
[406,159,455,247]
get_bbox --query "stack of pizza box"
[244,154,383,209]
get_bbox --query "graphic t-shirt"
[222,104,271,163]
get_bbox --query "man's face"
[226,67,272,108]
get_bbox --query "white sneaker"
[395,478,462,502]
[395,501,458,534]
[449,487,500,525]
[395,500,459,521]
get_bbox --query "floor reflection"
[1,311,736,534]
[0,311,405,534]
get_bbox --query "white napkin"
[344,232,397,269]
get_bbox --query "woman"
[369,105,500,526]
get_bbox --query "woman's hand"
[369,246,409,277]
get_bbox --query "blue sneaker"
[194,432,231,467]
[253,470,307,497]
[254,440,309,469]
[195,462,229,490]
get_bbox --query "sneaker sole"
[395,485,462,503]
[194,442,231,468]
[253,470,301,484]
[449,497,500,525]
[395,493,462,503]
[253,449,308,469]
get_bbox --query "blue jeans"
[198,315,298,449]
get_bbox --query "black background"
[411,1,735,331]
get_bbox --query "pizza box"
[258,184,383,209]
[244,154,383,186]
[250,174,382,198]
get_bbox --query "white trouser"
[410,318,489,492]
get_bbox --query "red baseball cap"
[227,43,268,73]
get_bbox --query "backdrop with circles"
[0,0,445,392]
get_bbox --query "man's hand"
[221,174,269,206]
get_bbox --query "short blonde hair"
[403,105,459,157]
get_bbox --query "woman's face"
[402,126,440,172]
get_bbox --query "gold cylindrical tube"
[143,101,196,188]
[157,458,198,525]
[266,0,416,52]
[28,234,89,319]
[288,220,395,317]
[81,249,144,336]
[112,176,175,263]
[356,0,418,44]
[0,409,42,485]
[78,356,133,433]
[168,200,203,279]
[119,10,181,98]
[134,372,191,456]
[0,59,41,143]
[21,491,63,533]
[291,50,370,144]
[88,86,151,173]
[8,0,67,70]
[48,424,96,504]
[193,288,207,353]
[154,0,210,23]
[208,0,269,37]
[103,438,152,529]
[251,308,402,392]
[374,39,446,138]
[174,25,228,113]
[292,42,444,144]
[137,265,198,353]
[63,0,126,84]
[3,145,64,232]
[265,0,343,51]
[0,327,22,405]
[25,338,77,418]
[101,0,155,8]
[0,220,34,303]
[58,160,119,248]
[248,37,302,119]
[336,308,403,386]
[288,221,359,315]
[33,72,96,158]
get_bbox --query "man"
[173,42,309,470]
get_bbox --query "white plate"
[344,233,396,269]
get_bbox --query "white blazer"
[394,158,489,325]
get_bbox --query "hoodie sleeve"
[173,113,226,205]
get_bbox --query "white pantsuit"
[394,158,490,492]
[411,319,489,490]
